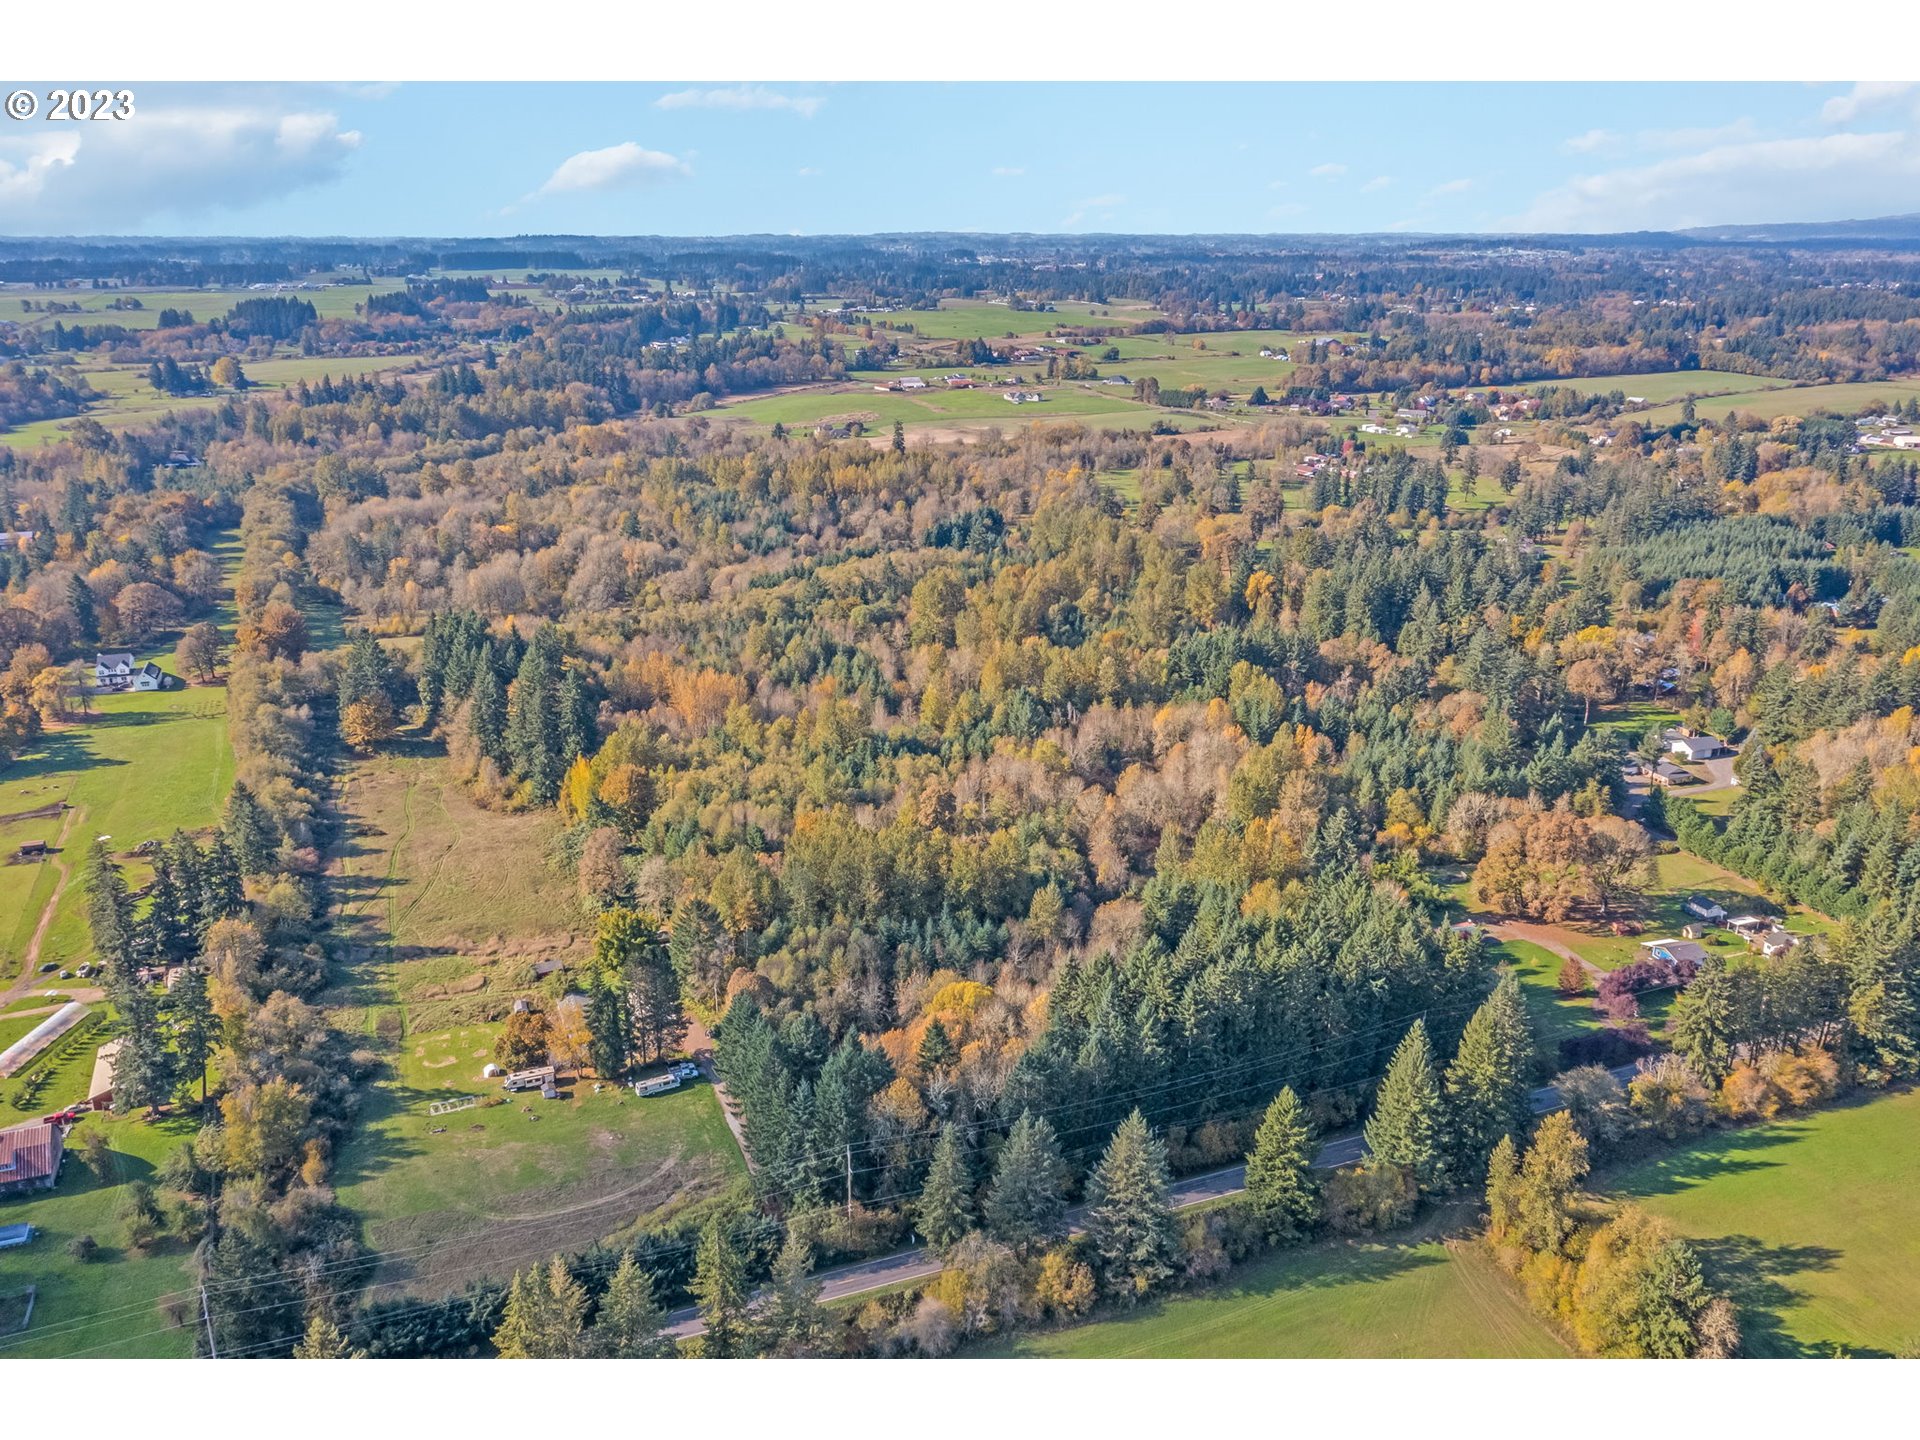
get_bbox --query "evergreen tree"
[1244,1086,1319,1244]
[492,1256,589,1358]
[597,907,684,1065]
[291,1313,361,1359]
[1442,974,1534,1185]
[1364,1020,1445,1191]
[506,625,565,802]
[222,782,278,877]
[1484,1132,1521,1240]
[1670,955,1739,1085]
[1634,1236,1710,1359]
[68,572,97,644]
[558,664,597,763]
[112,978,176,1115]
[757,1227,831,1357]
[692,1214,753,1358]
[915,1122,975,1250]
[1083,1109,1180,1304]
[196,835,244,931]
[1512,1111,1588,1253]
[586,975,634,1080]
[984,1110,1070,1257]
[170,963,215,1104]
[917,1018,957,1074]
[84,839,137,979]
[469,662,508,768]
[591,1252,675,1358]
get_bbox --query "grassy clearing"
[0,283,391,332]
[3,355,418,448]
[0,681,234,983]
[980,1212,1566,1358]
[0,1109,203,1359]
[1603,1087,1920,1357]
[328,745,744,1299]
[1497,938,1599,1070]
[715,382,1147,431]
[332,1035,744,1299]
[1637,379,1920,429]
[1532,370,1794,404]
[860,300,1160,342]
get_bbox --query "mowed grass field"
[1497,938,1600,1072]
[0,680,235,984]
[859,299,1161,341]
[328,746,746,1298]
[982,1214,1567,1358]
[715,381,1152,433]
[0,282,393,332]
[1604,1087,1920,1357]
[1637,378,1920,429]
[1533,370,1794,403]
[0,1109,204,1359]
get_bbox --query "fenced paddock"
[428,1095,478,1116]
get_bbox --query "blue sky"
[2,81,1917,236]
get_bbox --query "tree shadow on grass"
[1691,1233,1854,1358]
[0,729,123,787]
[1603,1121,1808,1199]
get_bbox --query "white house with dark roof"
[93,655,166,692]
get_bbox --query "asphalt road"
[661,1060,1638,1339]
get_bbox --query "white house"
[94,655,166,692]
[1683,895,1728,923]
[1667,730,1729,763]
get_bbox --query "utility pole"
[200,1282,217,1359]
[845,1142,854,1217]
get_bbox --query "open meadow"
[0,1109,203,1359]
[980,1208,1566,1358]
[327,746,746,1298]
[0,281,393,332]
[2,354,420,448]
[1602,1087,1920,1357]
[1636,378,1920,429]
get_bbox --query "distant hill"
[1679,214,1920,244]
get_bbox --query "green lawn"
[1496,938,1599,1072]
[1535,370,1794,404]
[982,1216,1567,1358]
[1603,1087,1920,1357]
[715,382,1148,431]
[0,1110,203,1358]
[0,682,235,982]
[855,299,1161,342]
[1636,379,1920,429]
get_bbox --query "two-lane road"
[662,1060,1637,1338]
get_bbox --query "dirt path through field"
[8,804,84,999]
[1482,920,1606,981]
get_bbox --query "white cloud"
[1428,178,1473,198]
[1308,162,1346,177]
[654,85,823,118]
[1563,128,1621,154]
[535,142,690,197]
[0,102,358,233]
[1360,174,1394,193]
[1514,129,1920,232]
[991,165,1025,177]
[1822,82,1917,125]
[797,166,823,178]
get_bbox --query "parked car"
[672,1061,700,1080]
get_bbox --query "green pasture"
[1497,938,1601,1071]
[0,282,391,332]
[855,299,1160,342]
[0,1109,203,1359]
[1532,370,1793,404]
[0,682,234,984]
[1604,1087,1920,1357]
[981,1214,1565,1358]
[715,382,1148,431]
[1636,379,1920,430]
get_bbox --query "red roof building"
[0,1119,66,1196]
